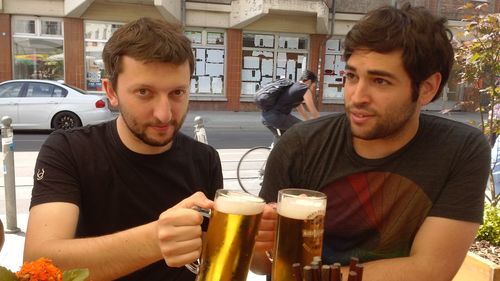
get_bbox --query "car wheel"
[52,112,82,130]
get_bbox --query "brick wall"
[225,29,243,111]
[0,14,12,82]
[63,18,85,89]
[310,34,327,111]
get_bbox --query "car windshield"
[62,82,88,95]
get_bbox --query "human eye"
[344,72,357,82]
[171,89,187,97]
[136,88,151,97]
[373,78,390,86]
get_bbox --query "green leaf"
[0,266,17,281]
[62,268,90,281]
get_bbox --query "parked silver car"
[0,79,116,130]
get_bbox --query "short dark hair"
[102,17,194,91]
[300,70,318,83]
[343,3,454,102]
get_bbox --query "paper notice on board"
[325,54,335,70]
[242,69,261,81]
[241,82,258,95]
[262,59,273,76]
[196,48,205,60]
[212,77,223,94]
[196,61,206,75]
[326,39,340,52]
[190,78,197,93]
[244,56,260,69]
[255,35,274,47]
[286,60,296,80]
[198,76,211,93]
[277,53,286,67]
[206,63,224,77]
[207,49,224,63]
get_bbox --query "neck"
[352,114,420,159]
[116,116,172,155]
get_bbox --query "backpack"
[254,79,294,111]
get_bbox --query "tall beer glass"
[272,188,327,281]
[195,189,265,281]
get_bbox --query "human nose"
[347,79,370,105]
[153,95,173,123]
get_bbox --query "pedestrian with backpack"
[258,70,320,142]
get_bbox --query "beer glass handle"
[186,259,201,274]
[185,206,211,275]
[266,250,273,263]
[192,206,211,218]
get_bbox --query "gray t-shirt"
[260,113,490,265]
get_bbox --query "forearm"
[24,221,162,281]
[351,254,462,281]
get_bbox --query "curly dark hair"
[343,3,454,102]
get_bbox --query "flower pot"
[453,252,500,281]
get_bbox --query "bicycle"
[237,127,282,196]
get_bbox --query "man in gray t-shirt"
[251,4,491,281]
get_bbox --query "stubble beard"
[120,106,187,147]
[347,101,417,141]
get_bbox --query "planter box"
[453,252,500,281]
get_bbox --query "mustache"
[346,103,374,112]
[147,119,178,127]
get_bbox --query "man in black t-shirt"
[261,70,320,141]
[251,4,490,281]
[24,18,222,281]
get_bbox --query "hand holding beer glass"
[271,188,327,281]
[187,189,265,281]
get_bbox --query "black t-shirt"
[260,113,490,265]
[31,120,223,280]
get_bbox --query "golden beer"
[272,189,326,281]
[196,190,265,281]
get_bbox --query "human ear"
[102,78,118,108]
[418,72,442,106]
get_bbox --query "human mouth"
[150,123,170,132]
[349,110,374,124]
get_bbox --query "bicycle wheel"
[237,146,271,196]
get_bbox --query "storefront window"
[241,33,308,96]
[186,29,225,95]
[322,38,346,101]
[84,21,123,91]
[12,16,64,81]
[41,19,63,36]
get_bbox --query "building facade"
[1,0,499,112]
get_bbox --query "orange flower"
[16,257,63,281]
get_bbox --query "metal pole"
[193,116,208,144]
[1,116,20,233]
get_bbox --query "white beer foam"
[278,196,326,220]
[215,192,265,215]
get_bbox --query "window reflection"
[84,21,124,91]
[241,33,308,96]
[186,29,225,95]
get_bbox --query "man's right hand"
[157,192,214,267]
[251,202,277,275]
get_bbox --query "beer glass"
[272,188,327,281]
[187,189,265,281]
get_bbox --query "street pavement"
[0,109,483,279]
